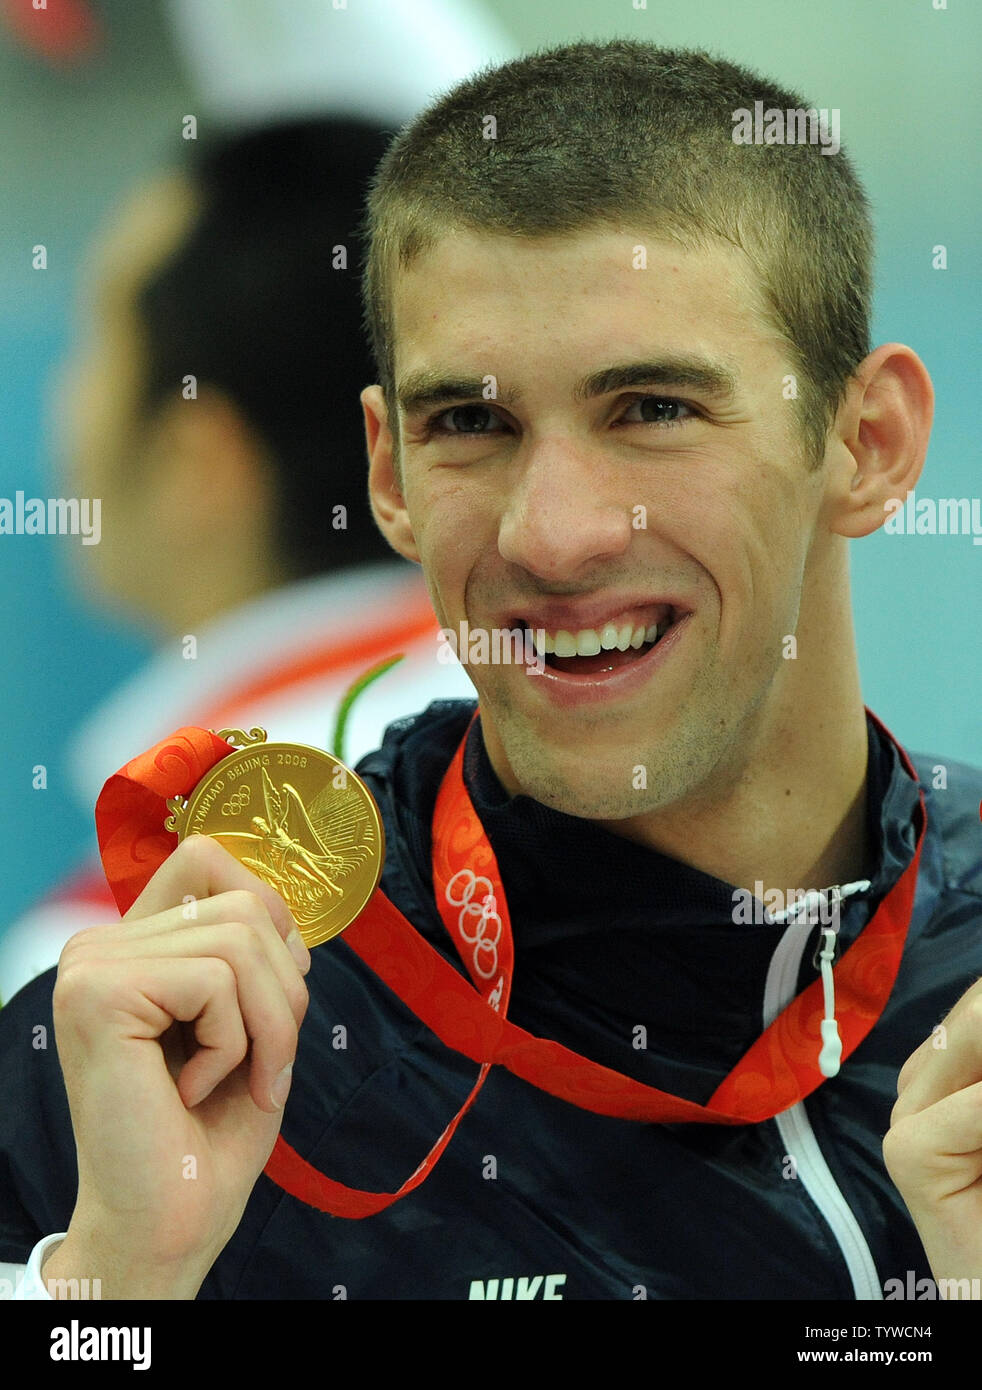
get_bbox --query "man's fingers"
[124,834,300,947]
[162,947,299,1111]
[85,919,309,1031]
[91,916,306,1105]
[885,1078,982,1202]
[66,889,311,993]
[893,982,982,1124]
[53,839,312,1118]
[149,958,251,1109]
[55,952,295,1115]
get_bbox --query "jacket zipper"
[763,884,882,1300]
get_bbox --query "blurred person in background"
[0,116,473,1004]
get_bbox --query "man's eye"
[425,395,697,437]
[430,404,506,435]
[619,396,696,427]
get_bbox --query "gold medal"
[164,728,385,948]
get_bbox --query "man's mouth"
[517,604,686,676]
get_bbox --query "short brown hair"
[360,40,873,470]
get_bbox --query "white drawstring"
[769,880,871,1079]
[817,925,842,1078]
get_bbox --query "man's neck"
[591,575,873,896]
[601,718,872,897]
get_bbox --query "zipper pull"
[805,880,870,1078]
[768,878,870,1077]
[816,924,842,1078]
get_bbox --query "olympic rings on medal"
[220,785,252,816]
[445,868,502,980]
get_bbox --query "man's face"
[367,227,831,820]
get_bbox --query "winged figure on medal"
[214,767,375,926]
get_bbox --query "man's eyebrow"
[396,356,740,416]
[573,358,740,403]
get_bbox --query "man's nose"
[497,435,634,580]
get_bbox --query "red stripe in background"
[1,0,100,63]
[204,587,445,730]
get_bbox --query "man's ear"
[825,343,934,540]
[362,384,420,563]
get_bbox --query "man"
[0,116,473,1005]
[1,39,979,1301]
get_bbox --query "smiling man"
[2,40,981,1305]
[365,226,879,896]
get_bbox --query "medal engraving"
[166,729,384,947]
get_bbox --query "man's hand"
[44,835,310,1299]
[883,978,982,1298]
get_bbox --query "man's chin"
[493,736,676,821]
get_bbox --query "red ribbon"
[96,708,925,1218]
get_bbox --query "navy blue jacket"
[1,699,981,1299]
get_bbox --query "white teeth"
[525,612,670,657]
[575,630,602,656]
